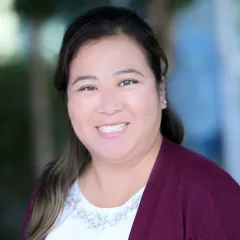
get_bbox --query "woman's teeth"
[97,123,128,133]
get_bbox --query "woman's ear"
[159,76,167,109]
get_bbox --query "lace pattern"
[65,181,143,230]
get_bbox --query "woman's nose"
[97,89,124,115]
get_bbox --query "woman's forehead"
[69,36,150,75]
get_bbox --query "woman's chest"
[46,209,136,240]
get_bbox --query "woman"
[20,6,240,240]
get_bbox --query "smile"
[97,123,129,133]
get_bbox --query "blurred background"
[0,0,240,238]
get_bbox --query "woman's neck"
[79,134,162,208]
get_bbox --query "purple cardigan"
[20,137,240,240]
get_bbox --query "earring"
[163,99,167,104]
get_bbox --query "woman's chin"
[93,147,134,164]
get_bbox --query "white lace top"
[46,180,145,240]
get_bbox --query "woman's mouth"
[96,123,129,133]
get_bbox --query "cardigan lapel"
[128,137,174,240]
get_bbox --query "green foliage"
[14,0,192,20]
[47,68,68,156]
[14,0,56,20]
[0,61,67,238]
[55,0,110,19]
[0,62,32,181]
[0,61,33,239]
[129,0,148,18]
[131,0,193,18]
[167,0,193,9]
[14,0,110,20]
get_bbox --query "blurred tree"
[14,0,56,176]
[55,0,109,20]
[168,0,193,9]
[147,0,193,56]
[14,0,110,176]
[0,60,67,239]
[0,62,32,240]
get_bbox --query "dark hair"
[25,6,184,240]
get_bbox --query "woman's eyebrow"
[72,75,98,85]
[113,68,144,77]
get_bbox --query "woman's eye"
[120,79,137,86]
[79,86,97,91]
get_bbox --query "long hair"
[25,6,184,239]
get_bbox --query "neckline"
[73,180,146,213]
[63,181,146,230]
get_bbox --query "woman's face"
[67,35,166,162]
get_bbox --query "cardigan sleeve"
[198,172,240,240]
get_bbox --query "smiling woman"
[20,5,240,240]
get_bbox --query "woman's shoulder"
[162,137,239,193]
[164,140,240,238]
